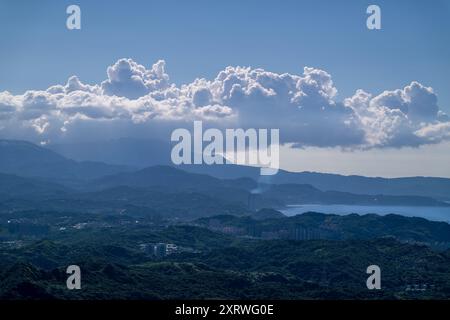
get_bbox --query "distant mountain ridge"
[0,140,133,181]
[185,165,450,201]
[93,165,222,190]
[43,138,450,201]
[1,139,449,209]
[91,165,450,208]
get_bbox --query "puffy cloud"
[206,66,364,147]
[0,58,449,148]
[20,91,58,120]
[192,88,213,107]
[370,81,439,121]
[293,67,337,109]
[415,122,450,143]
[403,81,439,120]
[345,82,448,147]
[0,92,19,120]
[47,76,100,95]
[101,59,170,99]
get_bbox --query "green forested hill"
[1,225,449,300]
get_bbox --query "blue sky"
[1,0,450,177]
[1,0,449,109]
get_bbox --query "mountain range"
[0,140,131,183]
[46,138,450,200]
[1,139,449,214]
[1,139,450,300]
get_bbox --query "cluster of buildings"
[139,242,178,257]
[0,240,24,249]
[202,219,324,241]
[258,226,322,240]
[405,284,434,292]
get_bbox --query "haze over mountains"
[1,139,450,209]
[0,140,131,182]
[3,138,449,203]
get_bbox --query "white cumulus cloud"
[0,58,448,148]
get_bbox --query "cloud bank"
[0,58,449,148]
